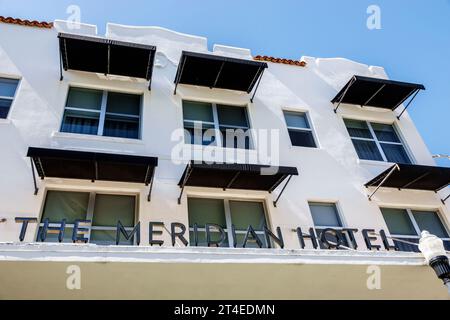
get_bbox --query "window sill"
[52,132,145,145]
[0,119,12,125]
[357,159,395,168]
[182,144,262,163]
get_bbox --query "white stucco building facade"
[0,17,449,299]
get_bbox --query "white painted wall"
[0,20,448,251]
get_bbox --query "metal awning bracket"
[147,169,155,202]
[174,56,187,95]
[273,175,293,207]
[367,164,400,201]
[397,88,420,120]
[224,171,240,191]
[334,76,356,113]
[178,164,193,205]
[441,193,450,205]
[30,158,39,196]
[250,67,265,103]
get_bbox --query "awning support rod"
[59,48,64,81]
[442,194,450,205]
[174,56,187,95]
[146,52,154,91]
[362,84,385,107]
[212,61,225,89]
[400,171,430,190]
[334,76,356,113]
[273,175,293,208]
[147,169,155,202]
[250,68,265,103]
[30,158,39,196]
[178,164,193,205]
[224,171,240,191]
[368,164,400,201]
[396,88,420,120]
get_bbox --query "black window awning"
[27,147,158,201]
[177,162,298,206]
[365,163,450,201]
[173,51,268,102]
[58,33,157,89]
[331,75,425,118]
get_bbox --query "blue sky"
[1,0,449,166]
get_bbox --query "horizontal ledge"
[0,243,428,266]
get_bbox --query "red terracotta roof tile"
[0,16,53,29]
[254,55,307,67]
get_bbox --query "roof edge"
[0,16,53,29]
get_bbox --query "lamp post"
[419,231,450,294]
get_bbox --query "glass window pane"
[371,123,401,143]
[106,92,141,116]
[61,109,99,135]
[381,208,417,236]
[0,78,19,97]
[103,115,139,139]
[92,195,136,227]
[184,122,216,146]
[284,111,310,129]
[288,130,316,148]
[41,191,89,224]
[309,203,342,227]
[351,139,383,161]
[229,201,267,231]
[66,88,103,110]
[90,230,134,245]
[220,128,251,150]
[217,105,249,127]
[188,198,226,228]
[0,98,12,119]
[182,101,214,122]
[412,211,449,238]
[344,119,373,139]
[380,143,411,164]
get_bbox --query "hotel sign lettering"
[14,218,397,251]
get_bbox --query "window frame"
[0,76,20,119]
[283,110,318,148]
[182,100,253,150]
[187,196,270,248]
[344,118,412,163]
[36,189,139,245]
[61,86,143,139]
[381,207,450,241]
[308,201,353,248]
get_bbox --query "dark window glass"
[0,78,19,119]
[288,130,316,148]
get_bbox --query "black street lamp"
[419,231,450,294]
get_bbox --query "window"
[283,111,317,148]
[182,100,252,149]
[188,198,268,248]
[344,119,411,163]
[61,87,142,139]
[37,190,137,245]
[0,78,19,119]
[381,208,450,252]
[308,202,350,248]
